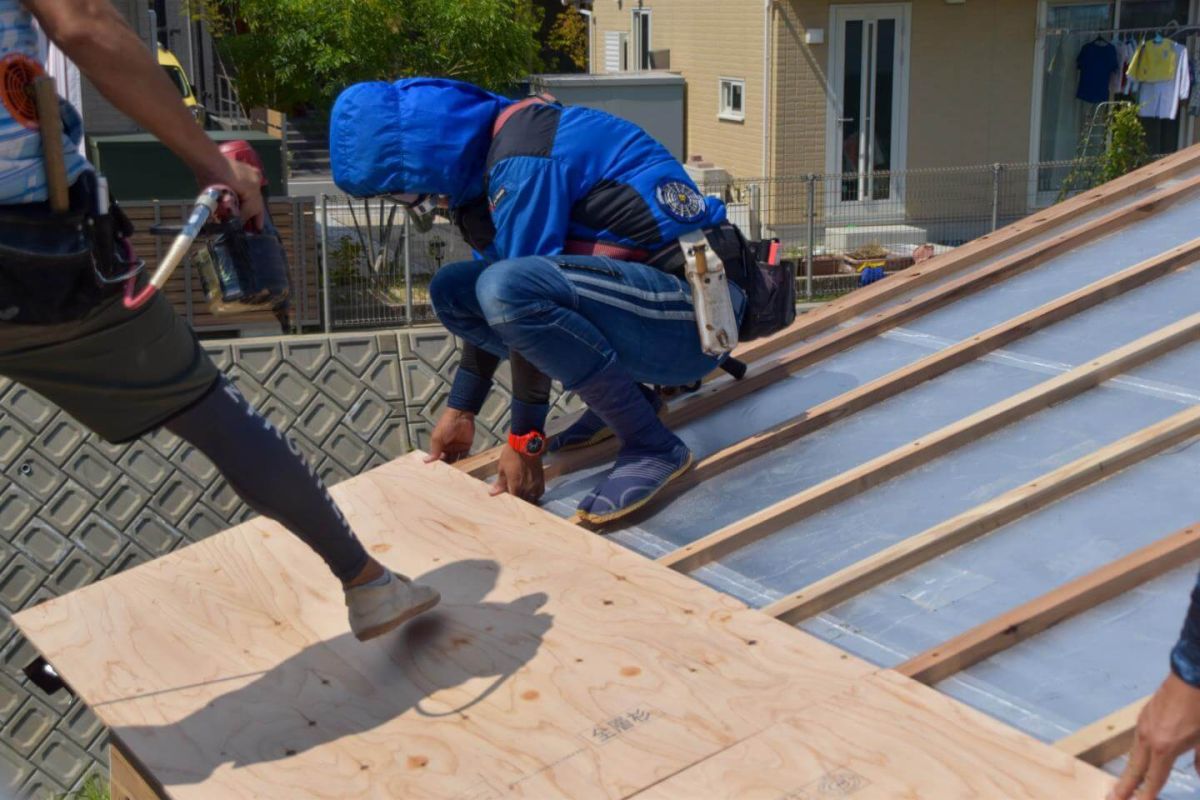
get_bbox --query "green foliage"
[55,774,109,800]
[1099,102,1151,183]
[546,7,589,71]
[197,0,544,111]
[1057,101,1150,200]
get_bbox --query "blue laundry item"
[1077,40,1119,104]
[548,384,663,453]
[859,266,887,286]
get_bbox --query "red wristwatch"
[508,430,547,457]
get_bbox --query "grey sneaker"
[345,570,440,641]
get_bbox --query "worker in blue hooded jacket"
[330,78,780,524]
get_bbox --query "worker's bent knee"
[429,260,486,319]
[476,256,571,326]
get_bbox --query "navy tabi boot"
[571,361,692,524]
[548,384,664,453]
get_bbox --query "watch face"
[525,435,545,455]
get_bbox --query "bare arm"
[22,0,263,223]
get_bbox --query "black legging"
[164,378,370,583]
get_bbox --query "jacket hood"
[330,78,512,204]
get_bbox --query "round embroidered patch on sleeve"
[655,179,706,223]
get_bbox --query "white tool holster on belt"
[679,229,739,356]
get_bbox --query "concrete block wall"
[0,326,578,798]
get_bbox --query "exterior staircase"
[286,113,331,176]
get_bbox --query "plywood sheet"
[637,671,1113,799]
[16,455,868,800]
[15,456,1112,798]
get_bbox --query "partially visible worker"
[1111,574,1200,799]
[330,78,792,524]
[10,0,437,639]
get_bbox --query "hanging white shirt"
[1138,41,1191,120]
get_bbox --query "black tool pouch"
[705,223,796,341]
[0,183,101,325]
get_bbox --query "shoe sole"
[353,590,442,642]
[574,450,695,526]
[555,404,668,453]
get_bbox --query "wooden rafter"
[1057,696,1148,766]
[897,524,1200,685]
[458,170,1200,482]
[605,237,1200,523]
[762,404,1200,623]
[662,312,1200,575]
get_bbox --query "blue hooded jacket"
[330,78,725,266]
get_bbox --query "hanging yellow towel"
[1128,39,1178,82]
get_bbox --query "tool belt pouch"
[705,222,796,341]
[680,229,739,356]
[194,217,290,314]
[0,200,100,325]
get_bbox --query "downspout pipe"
[762,0,774,178]
[580,8,593,73]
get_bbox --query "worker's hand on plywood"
[1111,673,1200,800]
[492,445,545,504]
[425,408,476,464]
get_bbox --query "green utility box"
[88,131,286,200]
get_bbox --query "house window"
[632,9,652,70]
[719,78,746,121]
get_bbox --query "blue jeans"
[429,255,746,390]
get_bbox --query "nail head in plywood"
[1056,696,1148,766]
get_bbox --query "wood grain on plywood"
[662,313,1200,574]
[457,159,1200,482]
[898,525,1200,685]
[636,671,1112,799]
[764,405,1200,623]
[15,455,871,800]
[1057,696,1148,766]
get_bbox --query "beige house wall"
[774,0,1039,179]
[590,1,767,178]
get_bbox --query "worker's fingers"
[1112,738,1151,800]
[423,444,444,463]
[1135,750,1175,800]
[489,471,508,497]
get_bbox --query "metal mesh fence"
[720,160,1095,300]
[319,196,477,330]
[320,159,1100,328]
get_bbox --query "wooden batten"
[457,169,1200,482]
[898,524,1200,685]
[763,404,1200,623]
[663,313,1200,575]
[1057,697,1148,766]
[603,237,1200,522]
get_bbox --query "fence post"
[320,194,331,334]
[990,163,1003,233]
[805,174,817,301]
[403,213,413,326]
